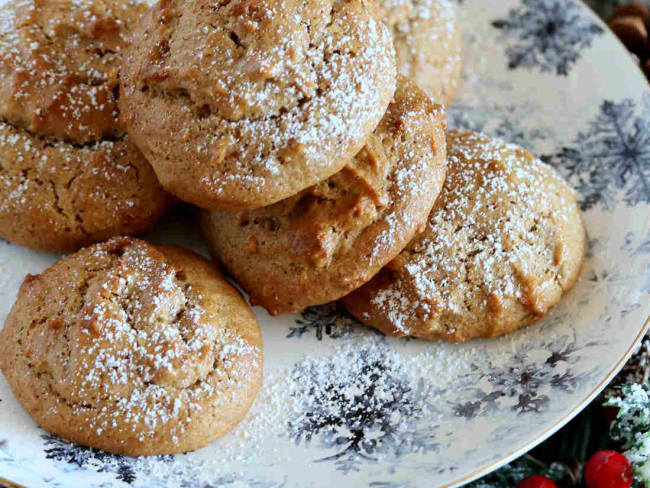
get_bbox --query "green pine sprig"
[605,383,650,486]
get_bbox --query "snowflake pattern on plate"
[33,433,284,488]
[622,229,650,258]
[622,229,650,293]
[542,96,650,210]
[0,0,648,487]
[447,100,551,150]
[41,434,172,485]
[492,0,604,75]
[450,336,590,419]
[287,304,361,340]
[284,330,604,473]
[288,343,439,473]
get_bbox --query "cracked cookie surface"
[120,0,397,210]
[342,131,586,342]
[0,237,263,456]
[0,0,146,142]
[201,76,447,315]
[0,0,173,253]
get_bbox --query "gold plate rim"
[0,475,26,488]
[444,313,650,488]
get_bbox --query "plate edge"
[445,313,650,488]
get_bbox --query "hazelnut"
[608,15,648,53]
[612,2,650,29]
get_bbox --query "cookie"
[342,131,586,343]
[0,237,263,456]
[0,0,145,143]
[0,126,174,253]
[0,0,173,253]
[119,0,397,210]
[374,0,463,106]
[201,76,447,315]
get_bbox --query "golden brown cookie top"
[120,0,397,209]
[0,0,147,143]
[202,76,447,314]
[0,122,173,253]
[0,237,262,454]
[139,0,379,120]
[343,130,586,342]
[374,0,462,105]
[234,76,445,269]
[375,0,458,38]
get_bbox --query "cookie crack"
[141,2,358,123]
[24,19,119,86]
[227,30,245,49]
[48,179,65,216]
[75,214,91,238]
[0,116,126,149]
[126,162,141,186]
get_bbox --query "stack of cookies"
[0,0,174,252]
[0,0,586,458]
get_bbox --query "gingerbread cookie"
[201,76,447,315]
[342,131,586,342]
[0,0,173,253]
[0,237,263,456]
[120,0,397,210]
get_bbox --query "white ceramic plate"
[1,0,649,487]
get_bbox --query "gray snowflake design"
[492,0,604,75]
[542,96,650,210]
[288,344,438,473]
[288,304,362,340]
[447,101,550,150]
[622,229,650,258]
[39,434,282,488]
[41,433,167,485]
[622,230,650,293]
[451,336,586,419]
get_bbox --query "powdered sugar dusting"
[378,0,458,39]
[375,0,461,104]
[0,0,146,142]
[0,121,164,240]
[32,334,471,486]
[32,239,261,447]
[0,0,169,249]
[122,0,397,206]
[369,101,446,266]
[202,80,444,313]
[370,131,577,335]
[202,20,396,193]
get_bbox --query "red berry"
[585,450,633,488]
[517,475,557,488]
